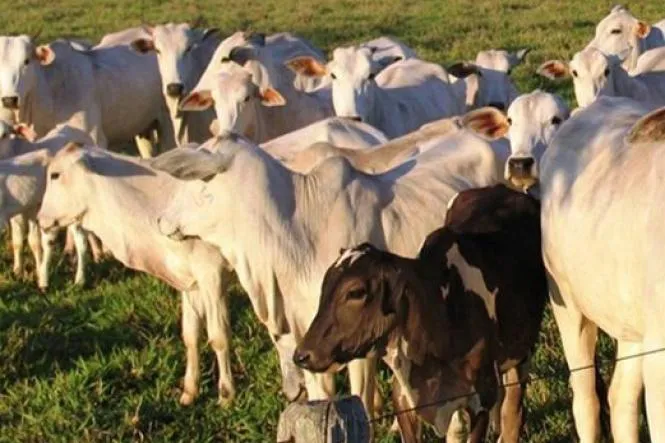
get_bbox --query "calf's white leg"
[180,290,203,406]
[608,340,643,443]
[71,225,88,286]
[549,279,600,443]
[10,215,27,277]
[349,357,377,419]
[38,228,58,290]
[643,282,665,443]
[27,220,43,272]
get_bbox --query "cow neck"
[611,64,641,100]
[21,72,55,136]
[83,167,195,291]
[385,255,454,365]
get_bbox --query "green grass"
[0,0,661,441]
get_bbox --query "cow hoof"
[179,392,196,406]
[217,385,235,408]
[38,285,48,294]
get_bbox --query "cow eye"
[551,116,562,125]
[330,72,337,80]
[507,117,513,125]
[346,288,366,301]
[604,68,610,77]
[243,96,251,103]
[610,29,622,35]
[23,58,30,66]
[571,69,578,78]
[50,172,60,180]
[368,72,376,80]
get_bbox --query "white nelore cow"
[448,48,529,111]
[537,97,665,443]
[0,36,172,157]
[148,128,508,416]
[462,90,570,190]
[0,124,94,288]
[36,145,236,407]
[286,47,463,138]
[129,23,221,145]
[538,47,665,108]
[587,5,665,70]
[180,62,332,142]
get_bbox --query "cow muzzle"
[507,156,537,189]
[1,96,18,110]
[166,83,184,99]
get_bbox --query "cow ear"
[179,90,214,111]
[635,21,651,39]
[513,48,531,66]
[201,28,220,41]
[448,62,479,79]
[537,60,569,80]
[259,88,286,107]
[35,45,55,65]
[462,107,510,139]
[130,38,156,54]
[626,107,665,144]
[13,123,37,142]
[227,47,254,67]
[285,56,327,78]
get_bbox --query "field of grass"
[0,0,662,441]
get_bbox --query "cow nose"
[166,83,184,98]
[293,349,313,369]
[508,157,535,174]
[488,102,505,111]
[2,96,18,109]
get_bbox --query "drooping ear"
[285,56,327,78]
[259,88,286,107]
[179,90,214,111]
[626,107,665,144]
[35,45,55,65]
[536,60,569,80]
[513,48,531,65]
[635,21,651,39]
[462,107,510,139]
[130,38,156,54]
[13,123,37,142]
[447,62,480,79]
[201,28,220,41]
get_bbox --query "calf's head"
[463,90,569,190]
[294,243,413,372]
[0,36,54,111]
[179,64,285,137]
[588,5,650,69]
[286,46,389,123]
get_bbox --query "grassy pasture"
[0,0,661,441]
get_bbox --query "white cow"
[96,27,150,48]
[587,5,665,70]
[129,23,221,145]
[36,145,236,407]
[0,36,172,157]
[179,62,332,143]
[287,47,463,138]
[538,47,665,108]
[147,129,508,417]
[462,90,570,190]
[0,124,94,288]
[448,48,529,111]
[538,97,665,443]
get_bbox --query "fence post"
[276,395,370,443]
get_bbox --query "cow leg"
[87,232,105,263]
[550,291,600,443]
[38,228,58,290]
[606,340,643,443]
[349,357,377,419]
[63,226,75,257]
[71,225,88,286]
[467,409,489,443]
[643,280,665,443]
[134,134,155,159]
[446,410,468,442]
[10,215,27,278]
[202,269,235,406]
[272,333,306,401]
[392,378,423,442]
[27,219,43,272]
[497,363,528,443]
[180,290,203,405]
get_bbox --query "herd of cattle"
[3,3,665,442]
